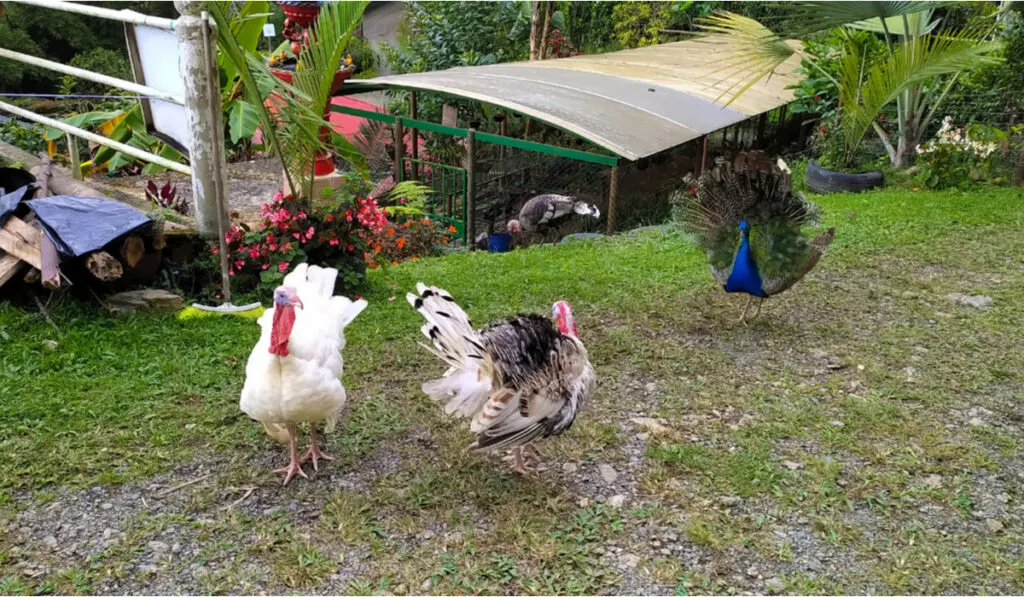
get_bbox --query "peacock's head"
[552,300,579,338]
[269,286,303,357]
[738,220,750,234]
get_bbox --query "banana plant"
[697,2,1004,169]
[208,1,271,146]
[43,105,184,175]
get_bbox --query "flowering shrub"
[364,216,456,268]
[218,184,387,291]
[214,176,447,293]
[546,29,579,59]
[916,117,1006,189]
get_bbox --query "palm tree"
[209,1,369,198]
[697,2,1004,169]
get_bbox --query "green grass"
[1,186,1023,594]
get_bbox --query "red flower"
[248,248,260,259]
[814,95,821,101]
[262,263,270,270]
[278,261,290,272]
[211,246,219,255]
[325,214,334,222]
[329,238,339,246]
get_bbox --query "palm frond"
[289,0,369,197]
[776,1,940,38]
[694,11,801,107]
[839,24,1004,161]
[847,9,938,36]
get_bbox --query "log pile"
[0,156,171,293]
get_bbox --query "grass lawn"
[1,185,1022,595]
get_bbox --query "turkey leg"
[273,423,308,486]
[300,422,335,471]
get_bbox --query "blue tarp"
[0,186,31,228]
[25,196,150,258]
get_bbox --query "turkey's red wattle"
[269,304,296,356]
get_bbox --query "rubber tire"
[804,160,884,194]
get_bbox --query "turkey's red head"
[269,286,303,356]
[552,300,579,338]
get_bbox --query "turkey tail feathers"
[407,283,493,419]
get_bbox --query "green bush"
[67,48,134,96]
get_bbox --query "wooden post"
[756,113,767,148]
[393,117,404,181]
[65,134,82,180]
[466,129,476,246]
[173,1,227,240]
[606,165,619,236]
[409,91,419,181]
[699,135,709,174]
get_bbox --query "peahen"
[671,151,836,323]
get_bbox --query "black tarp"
[25,196,150,258]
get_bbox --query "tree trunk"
[538,1,553,60]
[529,1,542,61]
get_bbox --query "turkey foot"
[300,423,334,472]
[502,446,547,475]
[274,423,308,486]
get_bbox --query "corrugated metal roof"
[342,39,803,161]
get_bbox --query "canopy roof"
[342,39,803,161]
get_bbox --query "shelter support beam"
[607,165,619,236]
[466,129,476,246]
[409,92,419,180]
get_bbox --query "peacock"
[671,151,836,323]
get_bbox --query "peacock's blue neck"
[725,221,767,297]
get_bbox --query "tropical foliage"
[697,2,1005,169]
[209,0,369,199]
[916,116,1007,189]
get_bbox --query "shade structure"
[340,39,803,161]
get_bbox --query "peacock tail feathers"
[672,151,832,290]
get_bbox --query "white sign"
[127,24,190,154]
[263,23,276,37]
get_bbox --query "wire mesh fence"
[472,141,610,238]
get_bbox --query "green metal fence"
[330,103,621,242]
[397,157,468,241]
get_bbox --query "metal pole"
[0,49,185,105]
[66,134,82,180]
[606,165,619,236]
[0,100,191,174]
[409,91,419,181]
[466,129,476,246]
[9,0,177,29]
[174,0,224,239]
[393,117,404,181]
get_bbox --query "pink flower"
[329,238,339,246]
[269,243,278,251]
[278,261,289,272]
[234,260,245,270]
[292,232,300,239]
[347,244,354,251]
[272,190,284,202]
[248,248,260,259]
[262,263,270,270]
[306,226,314,238]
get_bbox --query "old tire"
[804,160,884,194]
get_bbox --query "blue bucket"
[488,232,513,253]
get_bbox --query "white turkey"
[240,263,367,485]
[507,194,600,243]
[407,283,595,474]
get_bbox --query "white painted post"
[173,0,225,239]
